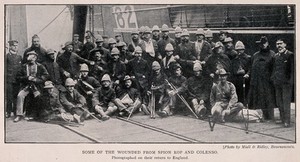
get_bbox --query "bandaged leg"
[211,102,224,122]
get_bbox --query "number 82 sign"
[113,5,138,29]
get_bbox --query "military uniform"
[157,36,176,58]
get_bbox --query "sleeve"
[76,91,87,105]
[16,66,28,83]
[35,64,49,84]
[92,88,101,107]
[75,53,90,64]
[228,83,238,109]
[210,84,217,108]
[59,92,75,110]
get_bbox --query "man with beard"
[6,40,22,118]
[246,36,276,121]
[128,29,142,55]
[219,30,229,44]
[139,26,161,66]
[224,37,238,60]
[152,25,160,42]
[184,63,213,118]
[194,28,212,62]
[92,74,119,121]
[116,41,133,64]
[42,49,64,92]
[157,24,176,58]
[161,43,178,77]
[174,26,182,53]
[174,29,196,78]
[14,51,49,122]
[57,41,94,80]
[90,35,110,62]
[271,39,294,127]
[115,75,142,118]
[158,63,187,117]
[76,64,101,111]
[203,42,231,82]
[205,29,215,49]
[89,48,108,81]
[127,46,150,109]
[72,34,83,55]
[107,48,126,87]
[230,41,251,104]
[59,78,89,124]
[23,34,47,64]
[80,35,95,59]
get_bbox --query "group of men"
[6,24,294,127]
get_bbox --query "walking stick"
[242,77,249,134]
[165,79,199,119]
[208,115,216,131]
[127,106,135,120]
[151,89,156,119]
[78,106,102,123]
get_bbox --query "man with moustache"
[6,40,22,118]
[90,35,110,62]
[157,24,176,58]
[271,39,294,127]
[107,48,126,87]
[80,35,95,59]
[23,34,47,64]
[194,28,212,62]
[128,29,142,55]
[57,41,94,79]
[224,37,238,60]
[89,48,108,81]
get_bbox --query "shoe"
[284,123,290,128]
[157,110,168,118]
[73,114,81,123]
[13,116,21,122]
[6,113,11,118]
[101,115,110,121]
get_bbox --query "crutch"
[150,89,156,119]
[208,115,216,131]
[165,79,199,119]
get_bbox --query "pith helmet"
[193,62,202,71]
[216,68,229,75]
[108,38,117,44]
[165,43,174,51]
[235,41,245,50]
[80,63,89,72]
[111,47,120,55]
[144,26,151,34]
[181,29,189,37]
[152,61,161,70]
[95,35,104,42]
[135,46,143,53]
[44,81,54,89]
[223,37,233,43]
[196,28,205,36]
[161,24,169,32]
[174,26,182,33]
[101,74,111,82]
[152,25,160,32]
[65,78,76,86]
[205,29,213,38]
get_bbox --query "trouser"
[94,102,118,116]
[275,84,293,124]
[115,98,142,114]
[211,102,243,121]
[6,82,19,115]
[16,87,41,116]
[191,98,207,117]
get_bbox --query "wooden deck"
[5,105,296,143]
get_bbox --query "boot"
[95,106,110,121]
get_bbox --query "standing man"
[23,34,47,64]
[90,35,110,62]
[246,36,276,121]
[157,24,176,58]
[218,30,228,44]
[230,41,251,104]
[73,34,83,54]
[271,39,294,127]
[57,41,94,79]
[205,29,215,49]
[161,43,177,77]
[152,25,160,42]
[14,51,49,122]
[194,28,212,62]
[107,48,126,86]
[224,37,238,60]
[80,35,95,59]
[174,26,182,53]
[42,49,64,91]
[6,40,22,118]
[128,29,142,55]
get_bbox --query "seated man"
[115,75,143,118]
[210,69,262,123]
[76,63,101,111]
[92,74,119,121]
[14,51,49,122]
[40,81,67,122]
[59,78,89,123]
[184,62,213,118]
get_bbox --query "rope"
[37,6,68,35]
